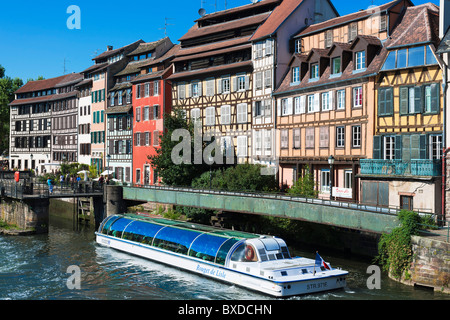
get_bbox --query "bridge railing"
[126,183,436,219]
[0,179,104,199]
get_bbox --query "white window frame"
[336,126,345,148]
[355,51,366,70]
[237,136,248,158]
[191,108,201,123]
[321,92,331,111]
[337,89,345,110]
[237,103,248,123]
[384,135,395,160]
[320,169,330,194]
[353,87,363,108]
[352,125,361,148]
[221,105,231,125]
[205,107,215,126]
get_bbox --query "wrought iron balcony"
[359,159,442,177]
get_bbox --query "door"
[144,166,150,185]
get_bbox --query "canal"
[1,205,449,301]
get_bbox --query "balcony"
[360,159,442,177]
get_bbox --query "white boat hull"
[96,233,347,297]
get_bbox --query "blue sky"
[0,0,440,81]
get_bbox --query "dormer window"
[310,63,319,80]
[331,57,341,75]
[292,66,300,83]
[355,51,366,71]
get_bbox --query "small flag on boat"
[315,252,331,270]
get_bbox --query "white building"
[75,79,93,166]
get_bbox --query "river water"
[1,213,449,301]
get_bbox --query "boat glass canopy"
[99,214,259,266]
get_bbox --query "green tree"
[0,65,24,155]
[287,165,318,198]
[148,108,210,186]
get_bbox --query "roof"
[15,73,83,94]
[384,3,440,49]
[167,60,252,81]
[294,0,406,38]
[80,62,108,74]
[137,44,180,69]
[179,12,270,42]
[175,37,250,58]
[10,91,79,106]
[104,105,132,115]
[172,43,252,63]
[250,0,305,41]
[92,39,145,61]
[127,38,170,57]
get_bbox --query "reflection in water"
[0,213,448,300]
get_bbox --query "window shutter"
[410,134,420,160]
[373,135,381,159]
[400,87,409,115]
[140,132,145,146]
[414,86,423,113]
[386,88,393,115]
[394,135,402,160]
[217,79,222,94]
[300,96,306,114]
[329,91,334,110]
[314,93,320,112]
[287,98,293,115]
[378,89,386,115]
[419,134,428,159]
[233,77,238,92]
[430,83,440,113]
[198,81,203,96]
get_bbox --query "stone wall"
[406,236,450,294]
[0,198,49,234]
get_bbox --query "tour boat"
[96,214,348,297]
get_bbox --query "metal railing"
[0,179,104,199]
[125,183,435,217]
[360,159,442,177]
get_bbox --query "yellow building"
[359,3,443,216]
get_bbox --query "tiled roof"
[172,43,252,63]
[133,44,180,69]
[10,91,79,106]
[127,38,170,57]
[167,60,252,80]
[178,12,270,42]
[384,3,440,49]
[80,62,108,74]
[250,0,305,41]
[15,73,82,94]
[92,40,144,61]
[175,37,250,58]
[294,0,404,38]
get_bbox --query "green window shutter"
[400,87,408,115]
[386,87,393,115]
[395,135,402,160]
[402,135,411,162]
[414,86,423,113]
[419,134,428,159]
[378,89,386,115]
[102,89,106,101]
[410,134,420,160]
[430,83,440,114]
[373,135,381,159]
[101,110,104,123]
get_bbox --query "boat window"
[153,227,200,255]
[281,246,291,259]
[108,218,132,238]
[230,243,258,262]
[189,233,234,264]
[216,238,239,266]
[281,271,287,276]
[301,269,309,274]
[122,220,165,245]
[258,248,268,262]
[101,216,121,235]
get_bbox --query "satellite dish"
[198,8,206,17]
[251,0,259,4]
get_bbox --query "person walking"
[47,178,53,195]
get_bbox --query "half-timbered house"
[273,0,412,201]
[359,3,443,215]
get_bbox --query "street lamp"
[328,155,335,200]
[106,154,111,182]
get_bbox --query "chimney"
[440,0,450,39]
[107,45,113,51]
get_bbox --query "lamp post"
[106,154,111,183]
[328,155,335,200]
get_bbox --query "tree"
[287,165,318,198]
[148,108,210,186]
[0,65,24,155]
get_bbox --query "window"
[205,107,215,126]
[281,98,292,116]
[331,57,341,75]
[221,136,233,157]
[145,132,150,146]
[353,87,363,108]
[191,108,201,123]
[400,195,413,211]
[344,170,353,189]
[305,127,314,149]
[255,72,262,90]
[430,134,442,160]
[237,75,246,91]
[153,81,159,96]
[292,67,300,83]
[379,15,387,32]
[178,83,186,99]
[294,96,305,114]
[206,79,215,96]
[397,49,407,68]
[254,101,263,117]
[143,106,149,121]
[264,70,271,88]
[264,130,272,155]
[352,125,361,148]
[281,130,289,149]
[320,169,330,194]
[136,107,141,122]
[191,81,201,97]
[237,136,247,158]
[337,90,345,110]
[378,87,393,116]
[126,89,132,104]
[254,130,262,154]
[349,22,358,42]
[237,103,247,123]
[153,131,160,146]
[336,126,345,148]
[400,86,426,115]
[310,63,319,80]
[319,127,329,148]
[137,85,141,99]
[221,105,231,125]
[321,92,331,111]
[307,95,315,113]
[293,128,301,149]
[221,77,230,93]
[295,39,302,53]
[145,83,150,97]
[325,30,333,48]
[384,136,396,160]
[355,51,366,70]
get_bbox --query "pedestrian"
[60,174,64,189]
[47,178,53,195]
